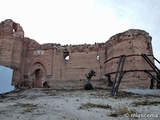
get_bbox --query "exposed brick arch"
[30,62,46,75]
[29,62,46,88]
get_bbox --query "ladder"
[111,55,126,96]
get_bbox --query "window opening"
[63,51,70,61]
[96,55,100,61]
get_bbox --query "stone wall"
[0,19,155,89]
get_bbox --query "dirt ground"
[0,88,160,120]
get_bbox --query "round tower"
[105,29,154,89]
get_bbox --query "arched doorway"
[30,62,46,88]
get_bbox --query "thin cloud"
[0,0,159,62]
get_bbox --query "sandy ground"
[0,88,160,120]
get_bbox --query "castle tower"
[0,19,24,86]
[105,29,154,88]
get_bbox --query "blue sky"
[0,0,160,93]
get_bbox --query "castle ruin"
[0,19,157,89]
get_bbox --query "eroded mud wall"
[105,29,154,88]
[0,19,155,89]
[0,19,24,86]
[23,41,107,88]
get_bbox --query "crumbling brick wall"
[23,40,107,88]
[0,19,155,89]
[0,19,24,86]
[105,29,154,88]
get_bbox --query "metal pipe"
[111,55,126,96]
[114,71,125,96]
[110,55,123,95]
[154,57,160,64]
[144,70,160,82]
[114,56,126,96]
[142,54,160,75]
[104,54,153,64]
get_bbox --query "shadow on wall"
[33,69,44,88]
[0,66,14,94]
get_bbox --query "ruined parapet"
[24,37,40,50]
[23,38,53,88]
[23,41,107,88]
[0,19,156,89]
[105,29,154,88]
[22,28,156,89]
[0,19,24,85]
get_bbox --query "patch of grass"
[45,91,56,96]
[79,102,112,110]
[132,100,160,106]
[23,106,33,112]
[16,103,37,113]
[109,107,136,117]
[47,93,56,96]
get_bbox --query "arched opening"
[30,62,46,88]
[0,65,14,94]
[63,51,70,61]
[32,69,45,88]
[96,55,100,61]
[64,55,70,60]
[35,69,41,79]
[43,81,50,88]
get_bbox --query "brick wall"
[0,19,155,89]
[105,29,154,89]
[0,19,24,85]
